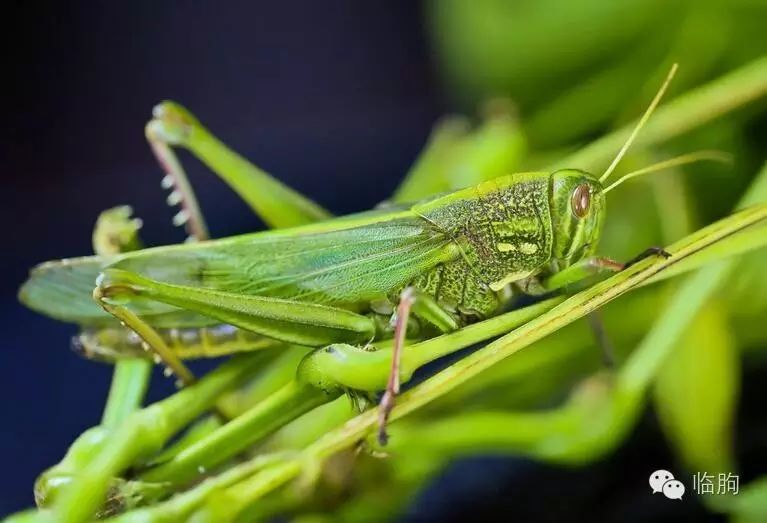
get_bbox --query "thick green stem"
[388,409,575,456]
[109,299,561,500]
[106,454,291,523]
[262,397,355,452]
[51,353,265,523]
[219,345,310,415]
[101,359,151,428]
[192,461,303,522]
[138,380,332,486]
[121,299,565,518]
[145,347,305,468]
[34,359,151,509]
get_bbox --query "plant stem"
[218,345,310,415]
[135,298,563,488]
[298,297,564,393]
[106,454,291,523]
[51,353,266,523]
[138,380,331,486]
[101,359,151,428]
[144,347,306,468]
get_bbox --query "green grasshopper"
[19,64,722,442]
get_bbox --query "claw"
[377,391,395,445]
[624,246,672,268]
[146,101,198,146]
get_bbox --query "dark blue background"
[2,1,439,515]
[0,2,442,514]
[1,2,752,520]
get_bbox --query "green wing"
[20,256,112,325]
[20,210,456,326]
[111,215,456,307]
[18,255,195,326]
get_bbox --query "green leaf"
[653,301,739,474]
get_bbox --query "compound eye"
[571,183,591,219]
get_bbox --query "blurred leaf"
[725,162,767,319]
[426,0,669,108]
[729,476,767,523]
[653,301,739,474]
[394,104,526,202]
[552,55,767,173]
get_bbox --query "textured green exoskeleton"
[20,169,605,349]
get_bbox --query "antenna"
[603,150,731,193]
[600,63,679,184]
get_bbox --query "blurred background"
[2,1,767,520]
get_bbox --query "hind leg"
[377,288,459,444]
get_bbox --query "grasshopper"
[19,64,723,442]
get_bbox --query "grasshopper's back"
[20,170,604,333]
[414,172,554,292]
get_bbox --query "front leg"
[541,249,671,368]
[146,102,331,230]
[542,257,624,293]
[543,247,671,293]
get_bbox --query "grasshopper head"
[549,169,605,268]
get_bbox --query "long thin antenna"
[600,63,679,183]
[603,150,731,193]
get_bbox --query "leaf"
[653,301,739,474]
